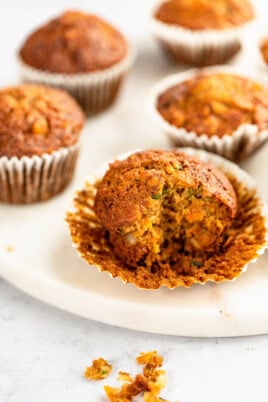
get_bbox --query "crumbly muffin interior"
[108,178,234,269]
[94,151,237,270]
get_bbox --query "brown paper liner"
[0,144,79,204]
[66,149,268,289]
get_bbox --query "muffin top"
[155,0,254,30]
[157,73,268,137]
[19,10,128,74]
[94,150,237,268]
[260,38,268,66]
[0,84,85,158]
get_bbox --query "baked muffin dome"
[0,84,84,158]
[155,0,254,30]
[94,150,237,269]
[19,10,127,74]
[157,73,268,137]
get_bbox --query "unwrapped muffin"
[0,84,84,203]
[67,149,268,289]
[19,10,133,115]
[151,70,268,161]
[151,0,255,66]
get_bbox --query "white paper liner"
[18,46,135,115]
[149,66,268,161]
[67,148,268,288]
[0,144,79,204]
[149,0,254,65]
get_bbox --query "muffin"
[151,70,268,161]
[19,10,132,115]
[0,84,85,203]
[67,149,268,289]
[151,0,255,66]
[260,37,268,66]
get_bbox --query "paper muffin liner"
[0,144,79,204]
[66,148,268,289]
[149,67,268,162]
[149,1,253,66]
[18,47,134,116]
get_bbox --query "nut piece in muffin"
[152,0,255,66]
[19,10,131,115]
[67,149,267,289]
[260,38,268,66]
[155,0,254,30]
[0,84,84,203]
[157,73,268,138]
[94,150,237,269]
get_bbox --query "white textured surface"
[1,0,268,401]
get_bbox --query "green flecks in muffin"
[191,260,204,268]
[151,193,162,200]
[151,186,170,200]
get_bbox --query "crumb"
[6,246,14,253]
[118,372,133,383]
[104,351,169,402]
[84,357,112,381]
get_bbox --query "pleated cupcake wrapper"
[149,67,268,161]
[18,47,134,115]
[149,1,253,65]
[68,149,268,289]
[0,144,79,204]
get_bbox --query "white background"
[1,0,268,401]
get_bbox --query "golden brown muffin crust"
[94,150,237,268]
[157,73,268,137]
[155,0,254,30]
[19,10,128,74]
[0,84,85,158]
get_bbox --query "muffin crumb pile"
[84,351,169,401]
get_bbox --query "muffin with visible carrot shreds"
[67,149,268,289]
